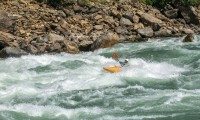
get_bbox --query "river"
[0,36,200,120]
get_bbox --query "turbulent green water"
[0,36,200,120]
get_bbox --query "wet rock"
[182,34,195,42]
[0,47,28,58]
[79,40,93,51]
[137,27,154,37]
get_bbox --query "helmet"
[125,59,129,63]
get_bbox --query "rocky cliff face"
[0,0,200,57]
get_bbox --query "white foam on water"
[102,113,183,120]
[0,83,39,102]
[0,53,187,101]
[0,104,103,119]
[0,103,186,120]
[119,58,186,79]
[0,54,124,101]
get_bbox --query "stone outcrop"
[0,0,199,58]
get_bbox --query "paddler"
[119,59,129,67]
[112,53,128,67]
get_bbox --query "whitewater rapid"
[0,36,200,120]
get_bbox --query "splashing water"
[0,36,200,120]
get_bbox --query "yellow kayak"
[103,66,122,73]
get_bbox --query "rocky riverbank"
[0,0,199,58]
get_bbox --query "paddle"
[112,53,119,62]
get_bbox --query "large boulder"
[120,17,133,26]
[182,34,195,42]
[48,33,65,43]
[154,28,172,37]
[90,32,120,50]
[137,12,163,26]
[137,27,154,37]
[0,47,28,58]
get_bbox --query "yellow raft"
[103,66,122,73]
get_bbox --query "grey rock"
[137,27,154,37]
[137,12,163,25]
[120,17,133,26]
[154,28,172,37]
[0,47,28,58]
